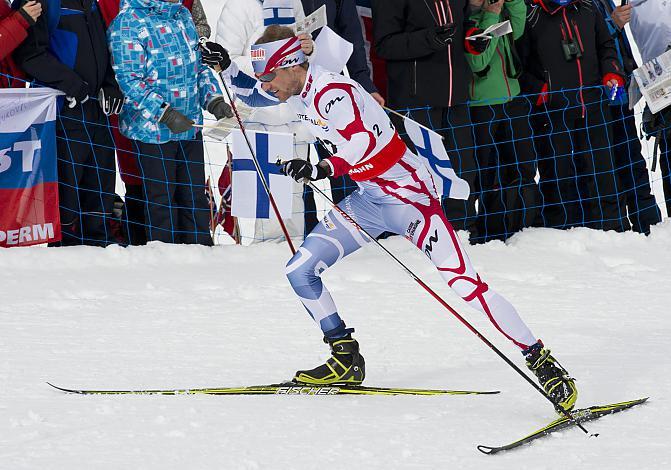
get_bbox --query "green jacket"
[466,0,527,106]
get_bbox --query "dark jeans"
[394,104,478,235]
[535,98,630,232]
[55,102,116,246]
[609,104,661,234]
[133,133,212,245]
[470,98,542,243]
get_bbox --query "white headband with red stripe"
[251,37,307,78]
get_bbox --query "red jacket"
[0,2,29,88]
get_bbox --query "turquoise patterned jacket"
[108,0,222,143]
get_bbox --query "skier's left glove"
[207,96,234,120]
[280,159,329,183]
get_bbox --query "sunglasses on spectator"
[257,72,277,83]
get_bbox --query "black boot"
[294,335,365,385]
[523,341,578,412]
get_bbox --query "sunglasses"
[257,72,277,83]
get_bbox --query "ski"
[47,382,500,396]
[477,397,649,454]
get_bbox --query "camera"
[561,38,582,61]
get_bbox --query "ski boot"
[294,335,365,385]
[523,341,578,412]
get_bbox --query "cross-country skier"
[200,25,578,411]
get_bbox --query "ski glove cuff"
[159,105,194,134]
[280,159,329,183]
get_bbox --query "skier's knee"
[286,247,321,286]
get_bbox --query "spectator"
[98,0,212,245]
[518,0,630,232]
[466,0,542,243]
[623,0,671,220]
[1,0,41,88]
[14,0,124,246]
[592,0,660,234]
[215,0,310,242]
[301,0,384,233]
[372,0,482,238]
[108,0,230,245]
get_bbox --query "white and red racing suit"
[226,63,537,348]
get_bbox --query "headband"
[251,37,307,78]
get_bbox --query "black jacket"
[371,0,471,108]
[301,0,377,93]
[13,0,117,100]
[518,0,623,107]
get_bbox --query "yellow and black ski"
[47,382,500,396]
[478,397,649,454]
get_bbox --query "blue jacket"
[108,0,222,144]
[301,0,377,93]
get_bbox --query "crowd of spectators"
[1,0,670,247]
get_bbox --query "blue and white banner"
[263,0,295,26]
[403,116,470,200]
[230,129,294,219]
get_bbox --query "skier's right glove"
[428,23,456,49]
[198,40,231,71]
[159,104,194,133]
[280,159,329,183]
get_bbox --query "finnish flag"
[403,117,470,200]
[263,0,295,26]
[230,129,294,219]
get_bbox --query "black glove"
[198,40,231,70]
[465,28,490,54]
[159,105,194,133]
[428,23,456,48]
[280,159,329,183]
[98,86,124,116]
[207,96,234,120]
[65,80,90,109]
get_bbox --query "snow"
[2,224,670,468]
[2,1,668,467]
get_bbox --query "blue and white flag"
[231,129,294,219]
[403,116,470,200]
[263,0,295,26]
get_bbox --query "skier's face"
[260,67,304,102]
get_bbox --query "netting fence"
[3,73,671,247]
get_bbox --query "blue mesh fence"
[3,73,671,247]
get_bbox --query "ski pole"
[303,165,593,436]
[217,78,296,254]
